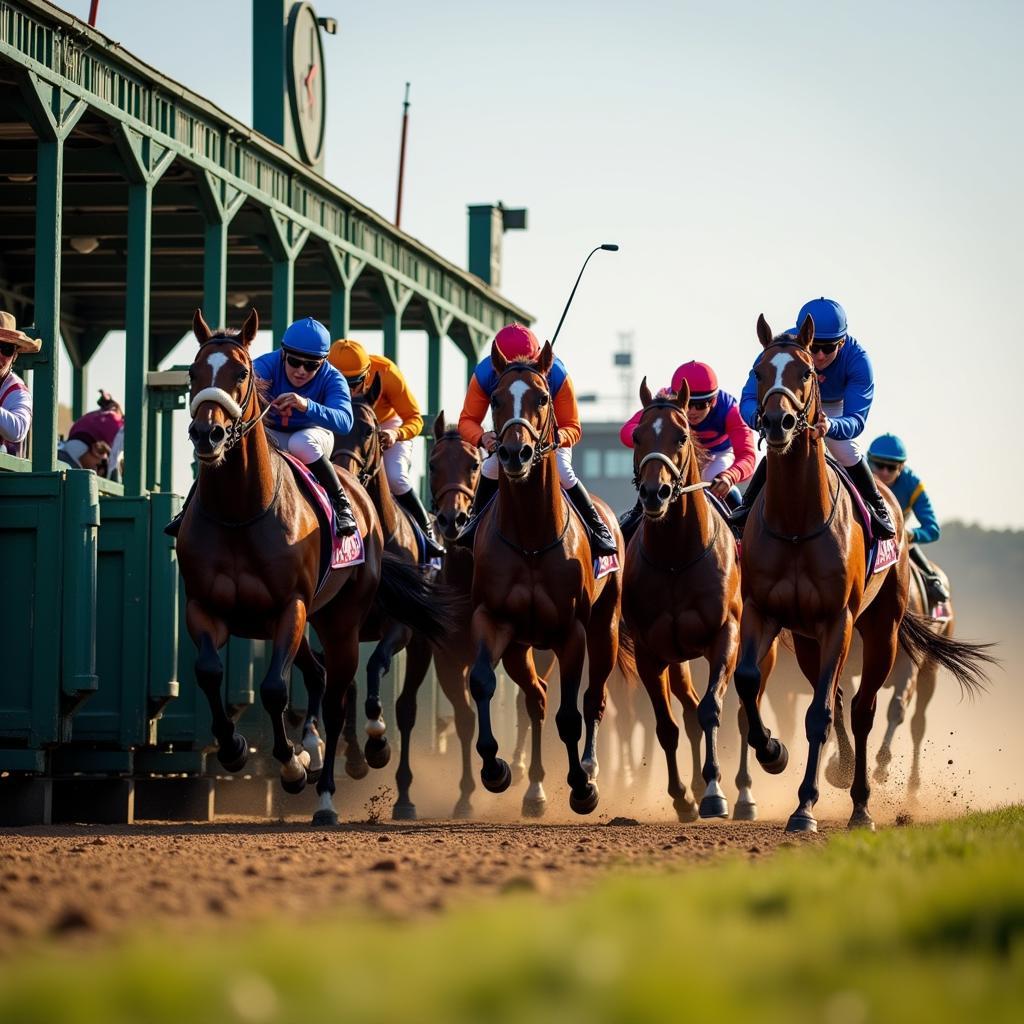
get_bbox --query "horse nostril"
[436,511,450,529]
[455,511,468,528]
[657,483,672,502]
[781,413,796,432]
[638,482,649,501]
[209,424,227,446]
[519,445,533,463]
[497,444,510,463]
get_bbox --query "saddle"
[394,503,442,570]
[911,563,953,622]
[826,457,898,576]
[279,451,365,596]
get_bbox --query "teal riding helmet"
[281,317,331,357]
[796,297,847,340]
[868,433,908,463]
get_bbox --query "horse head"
[187,308,259,466]
[428,411,481,540]
[332,371,383,486]
[753,312,820,453]
[631,376,700,519]
[489,340,556,483]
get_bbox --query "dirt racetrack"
[0,815,828,951]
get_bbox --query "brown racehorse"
[177,310,452,826]
[331,375,434,819]
[467,343,625,815]
[622,380,775,822]
[734,313,992,832]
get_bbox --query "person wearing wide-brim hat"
[0,310,38,459]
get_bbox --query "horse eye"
[490,395,500,409]
[802,368,812,380]
[537,393,549,407]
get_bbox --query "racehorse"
[331,374,435,819]
[177,310,452,826]
[733,313,992,832]
[622,380,773,821]
[466,343,626,815]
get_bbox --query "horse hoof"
[785,811,818,834]
[569,783,599,816]
[848,808,876,831]
[344,743,370,779]
[217,733,248,773]
[481,759,512,794]
[392,802,417,821]
[452,797,474,820]
[699,793,729,819]
[825,757,853,789]
[312,808,338,827]
[758,740,789,775]
[280,771,307,795]
[522,796,547,819]
[733,800,758,822]
[364,737,392,770]
[674,797,699,823]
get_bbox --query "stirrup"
[869,505,896,540]
[332,499,358,537]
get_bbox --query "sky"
[51,0,1024,527]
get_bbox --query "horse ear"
[536,340,554,374]
[240,308,259,347]
[367,371,383,406]
[674,380,690,409]
[492,345,508,373]
[433,410,446,438]
[797,313,815,349]
[756,313,774,349]
[639,376,653,407]
[193,308,212,345]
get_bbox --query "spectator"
[59,390,125,480]
[0,310,38,458]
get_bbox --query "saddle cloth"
[279,451,365,596]
[562,491,620,580]
[394,503,442,571]
[827,458,899,577]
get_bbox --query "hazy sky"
[53,1,1023,527]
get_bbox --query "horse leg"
[637,645,697,822]
[734,604,786,773]
[341,678,369,779]
[908,656,938,801]
[786,613,853,833]
[511,687,530,784]
[186,606,246,772]
[434,648,477,818]
[390,635,433,820]
[555,620,599,814]
[502,644,549,817]
[469,609,514,793]
[364,622,410,769]
[294,636,326,784]
[698,620,740,819]
[874,646,916,784]
[671,663,705,803]
[733,703,757,820]
[261,602,313,793]
[581,595,619,782]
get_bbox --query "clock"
[287,3,326,166]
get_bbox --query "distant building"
[576,420,634,511]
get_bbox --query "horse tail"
[373,552,462,643]
[897,610,996,698]
[616,624,639,685]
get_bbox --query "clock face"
[287,3,326,165]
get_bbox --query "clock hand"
[304,63,318,111]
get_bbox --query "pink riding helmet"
[492,323,540,362]
[671,360,718,399]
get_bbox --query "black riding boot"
[847,457,896,539]
[728,457,766,537]
[309,456,358,537]
[618,499,644,547]
[395,488,446,558]
[909,544,950,602]
[455,474,499,547]
[567,481,618,557]
[163,480,197,537]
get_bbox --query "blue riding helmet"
[868,433,908,463]
[281,317,331,358]
[796,297,847,340]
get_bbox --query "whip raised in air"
[549,243,619,347]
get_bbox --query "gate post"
[265,211,308,346]
[325,247,365,341]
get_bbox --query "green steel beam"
[124,180,153,496]
[71,362,87,420]
[380,277,413,364]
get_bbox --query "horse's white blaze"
[205,351,229,383]
[769,351,794,390]
[652,416,663,437]
[509,379,530,422]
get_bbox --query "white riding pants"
[702,449,735,483]
[266,425,334,464]
[482,445,578,488]
[379,414,414,496]
[822,400,864,467]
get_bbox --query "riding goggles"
[344,372,368,389]
[0,342,16,357]
[809,340,842,355]
[687,396,714,411]
[869,458,903,473]
[284,352,324,372]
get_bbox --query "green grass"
[2,809,1023,1024]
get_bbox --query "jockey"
[327,338,444,557]
[58,390,125,480]
[166,317,357,537]
[618,360,756,538]
[0,310,36,458]
[868,433,950,604]
[457,322,617,556]
[733,296,896,539]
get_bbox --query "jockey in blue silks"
[732,296,896,539]
[868,433,949,603]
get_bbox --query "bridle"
[632,400,711,504]
[494,362,558,468]
[428,434,480,511]
[753,340,820,447]
[334,402,383,488]
[188,336,273,454]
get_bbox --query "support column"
[425,303,454,425]
[197,171,245,329]
[71,362,88,421]
[379,277,413,365]
[325,248,364,342]
[265,211,308,348]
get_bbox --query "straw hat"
[0,311,41,354]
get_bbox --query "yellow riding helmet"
[328,339,371,380]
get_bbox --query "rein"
[631,401,709,504]
[195,450,285,529]
[431,481,477,510]
[758,465,841,544]
[639,507,721,575]
[334,436,383,489]
[495,363,558,467]
[753,342,819,448]
[497,500,572,559]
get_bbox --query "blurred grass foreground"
[1,807,1022,1024]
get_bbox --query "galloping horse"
[622,380,772,822]
[734,314,991,832]
[177,310,451,826]
[331,375,434,818]
[467,343,626,815]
